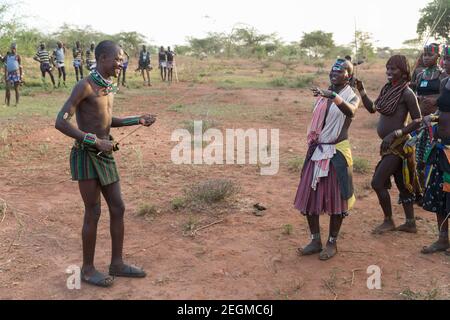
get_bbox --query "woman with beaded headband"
[294,59,360,261]
[421,45,450,255]
[55,40,157,287]
[355,55,422,234]
[414,44,447,193]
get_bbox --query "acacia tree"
[300,31,335,58]
[113,31,147,56]
[352,31,376,61]
[417,0,450,40]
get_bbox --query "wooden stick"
[7,212,24,253]
[191,219,224,236]
[323,280,338,300]
[351,269,363,287]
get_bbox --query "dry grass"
[287,156,304,173]
[184,179,240,205]
[353,157,370,174]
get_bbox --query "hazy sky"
[17,0,432,48]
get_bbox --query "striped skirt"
[70,143,120,187]
[294,158,348,216]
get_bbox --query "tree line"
[0,0,447,60]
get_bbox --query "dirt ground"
[0,74,449,300]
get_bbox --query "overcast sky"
[17,0,432,48]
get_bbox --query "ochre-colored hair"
[386,55,411,82]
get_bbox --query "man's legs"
[79,180,102,275]
[101,181,146,277]
[146,69,151,86]
[48,70,56,88]
[74,66,79,82]
[371,155,402,234]
[41,69,47,87]
[122,69,127,86]
[61,66,66,86]
[14,83,19,106]
[79,66,84,80]
[117,70,122,86]
[5,82,11,106]
[57,68,62,87]
[169,67,173,83]
[78,179,114,287]
[101,182,125,267]
[141,69,147,85]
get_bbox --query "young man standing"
[55,40,157,287]
[85,42,97,71]
[4,43,22,106]
[158,46,167,82]
[53,41,67,87]
[166,46,176,83]
[138,45,152,86]
[73,41,84,82]
[117,45,130,87]
[34,42,56,89]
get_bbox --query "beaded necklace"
[89,69,118,95]
[423,65,439,79]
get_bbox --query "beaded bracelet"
[83,133,97,146]
[123,117,141,126]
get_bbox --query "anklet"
[406,219,416,224]
[328,236,338,244]
[310,233,321,240]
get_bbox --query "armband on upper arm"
[58,111,74,121]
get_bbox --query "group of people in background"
[2,42,177,106]
[136,45,176,86]
[295,43,450,260]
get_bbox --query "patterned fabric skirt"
[7,71,21,84]
[294,158,349,216]
[416,128,433,186]
[70,142,120,187]
[423,146,450,216]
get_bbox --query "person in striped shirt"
[34,42,56,88]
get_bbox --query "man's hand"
[311,87,334,99]
[381,132,396,154]
[139,114,157,127]
[422,115,433,127]
[95,138,114,153]
[354,79,365,92]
